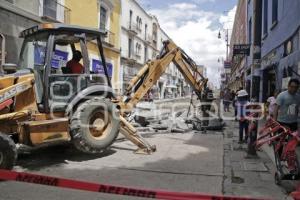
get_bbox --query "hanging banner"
[34,46,68,69]
[92,59,113,77]
[51,50,68,69]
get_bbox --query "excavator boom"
[118,40,213,154]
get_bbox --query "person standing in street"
[266,91,278,119]
[223,89,231,112]
[236,90,249,144]
[274,79,300,132]
[231,90,236,110]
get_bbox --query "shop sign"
[233,44,250,56]
[224,61,231,68]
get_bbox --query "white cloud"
[190,0,216,4]
[149,3,236,88]
[170,3,198,10]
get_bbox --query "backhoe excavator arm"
[119,40,209,112]
[118,40,213,154]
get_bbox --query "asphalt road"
[0,131,224,200]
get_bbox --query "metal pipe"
[124,63,149,95]
[0,110,30,121]
[119,115,156,154]
[0,33,5,75]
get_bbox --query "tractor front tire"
[0,133,17,170]
[70,97,120,154]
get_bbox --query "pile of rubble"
[132,101,225,134]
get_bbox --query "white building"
[120,0,184,99]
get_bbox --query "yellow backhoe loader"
[0,23,212,169]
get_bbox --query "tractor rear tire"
[0,133,17,170]
[295,146,300,177]
[70,97,120,154]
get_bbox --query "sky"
[137,0,237,88]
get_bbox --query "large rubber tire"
[0,133,17,170]
[70,97,120,154]
[295,146,300,177]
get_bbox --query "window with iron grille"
[272,0,278,24]
[100,6,107,30]
[43,0,57,19]
[263,0,268,35]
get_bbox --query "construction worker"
[266,90,278,119]
[236,90,249,144]
[274,78,300,132]
[66,50,84,74]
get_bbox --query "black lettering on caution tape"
[99,185,156,198]
[212,196,247,200]
[16,174,59,186]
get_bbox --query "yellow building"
[65,0,121,92]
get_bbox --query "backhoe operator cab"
[0,24,120,169]
[18,23,114,112]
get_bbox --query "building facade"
[0,0,70,64]
[120,0,184,99]
[240,0,300,102]
[0,0,122,91]
[259,0,300,101]
[120,0,159,95]
[65,0,122,92]
[228,0,247,92]
[234,0,262,101]
[1,0,186,99]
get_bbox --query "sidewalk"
[223,119,290,199]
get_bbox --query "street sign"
[233,44,250,56]
[225,68,231,73]
[253,59,261,66]
[224,61,231,68]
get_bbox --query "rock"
[136,127,154,132]
[171,128,186,133]
[151,124,169,130]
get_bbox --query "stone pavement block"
[233,171,267,187]
[224,166,231,176]
[231,161,243,171]
[223,178,233,194]
[231,185,289,200]
[233,143,247,151]
[259,172,274,182]
[230,150,246,162]
[224,156,231,167]
[224,143,232,151]
[242,161,268,172]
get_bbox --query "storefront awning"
[279,50,300,69]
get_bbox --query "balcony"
[42,0,71,24]
[121,50,136,64]
[103,29,115,47]
[152,34,157,42]
[127,23,139,35]
[135,51,141,60]
[144,34,152,44]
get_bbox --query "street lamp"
[218,29,230,61]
